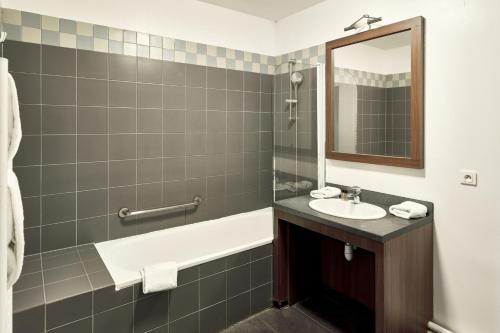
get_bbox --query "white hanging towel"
[140,262,178,294]
[389,201,428,219]
[5,72,24,288]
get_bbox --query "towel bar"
[118,196,202,218]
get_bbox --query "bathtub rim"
[96,207,274,290]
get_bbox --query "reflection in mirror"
[333,31,411,158]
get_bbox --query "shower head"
[290,71,304,86]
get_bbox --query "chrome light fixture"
[344,14,382,32]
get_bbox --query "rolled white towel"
[389,201,428,219]
[310,186,341,199]
[140,262,178,294]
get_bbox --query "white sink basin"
[308,198,387,220]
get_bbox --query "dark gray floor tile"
[169,281,199,321]
[224,317,274,333]
[163,61,186,86]
[42,105,76,134]
[200,301,226,333]
[47,317,92,333]
[4,40,41,73]
[250,283,272,315]
[42,75,76,105]
[227,264,250,298]
[226,292,251,327]
[42,135,76,164]
[94,303,134,333]
[170,312,199,333]
[42,45,76,76]
[44,262,86,285]
[259,307,331,333]
[134,292,169,333]
[200,272,226,308]
[109,53,137,82]
[77,49,108,79]
[45,275,91,303]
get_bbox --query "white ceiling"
[196,0,326,21]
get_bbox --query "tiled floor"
[224,293,374,333]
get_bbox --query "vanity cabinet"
[272,196,433,333]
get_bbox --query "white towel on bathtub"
[140,262,178,294]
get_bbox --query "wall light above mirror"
[326,17,424,168]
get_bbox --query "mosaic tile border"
[335,67,411,88]
[0,8,275,74]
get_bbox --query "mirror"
[326,17,424,168]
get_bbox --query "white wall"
[2,0,277,55]
[278,0,500,332]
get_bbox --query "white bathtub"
[96,207,274,290]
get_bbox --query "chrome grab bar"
[118,196,202,218]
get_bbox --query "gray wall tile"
[42,45,76,76]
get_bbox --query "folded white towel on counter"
[140,262,178,294]
[389,201,428,219]
[310,186,341,199]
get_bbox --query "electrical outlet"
[460,170,477,186]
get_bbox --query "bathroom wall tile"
[77,49,108,79]
[109,185,137,214]
[250,283,272,314]
[13,271,43,293]
[199,257,226,278]
[109,53,137,81]
[93,303,133,333]
[206,132,226,155]
[77,216,108,244]
[227,70,243,91]
[77,189,108,219]
[138,83,162,108]
[41,221,76,251]
[42,45,76,76]
[207,67,226,89]
[109,81,137,107]
[163,61,186,86]
[138,134,162,158]
[200,302,226,333]
[163,86,186,109]
[47,317,92,333]
[14,135,41,166]
[77,106,108,134]
[244,72,260,92]
[4,41,41,74]
[24,227,41,255]
[42,75,76,105]
[186,64,206,87]
[163,110,185,133]
[206,155,225,177]
[227,264,250,298]
[22,196,41,228]
[42,135,76,164]
[226,173,243,195]
[77,78,108,106]
[226,153,243,174]
[163,157,185,181]
[243,92,260,112]
[11,72,41,104]
[43,262,85,285]
[207,89,226,111]
[169,313,199,333]
[200,272,226,308]
[109,107,136,133]
[169,281,199,321]
[137,58,163,84]
[12,289,45,332]
[77,135,108,162]
[42,105,76,134]
[138,108,162,133]
[244,132,259,152]
[109,134,136,160]
[227,293,252,327]
[108,213,137,240]
[186,87,206,111]
[186,155,207,179]
[226,250,251,269]
[20,105,41,135]
[163,133,185,157]
[138,158,162,183]
[109,160,136,187]
[137,182,163,210]
[227,91,243,111]
[42,163,76,194]
[134,292,169,333]
[15,166,41,197]
[251,257,272,288]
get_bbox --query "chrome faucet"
[346,186,361,204]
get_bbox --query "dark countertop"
[273,187,434,242]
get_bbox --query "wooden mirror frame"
[325,17,424,168]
